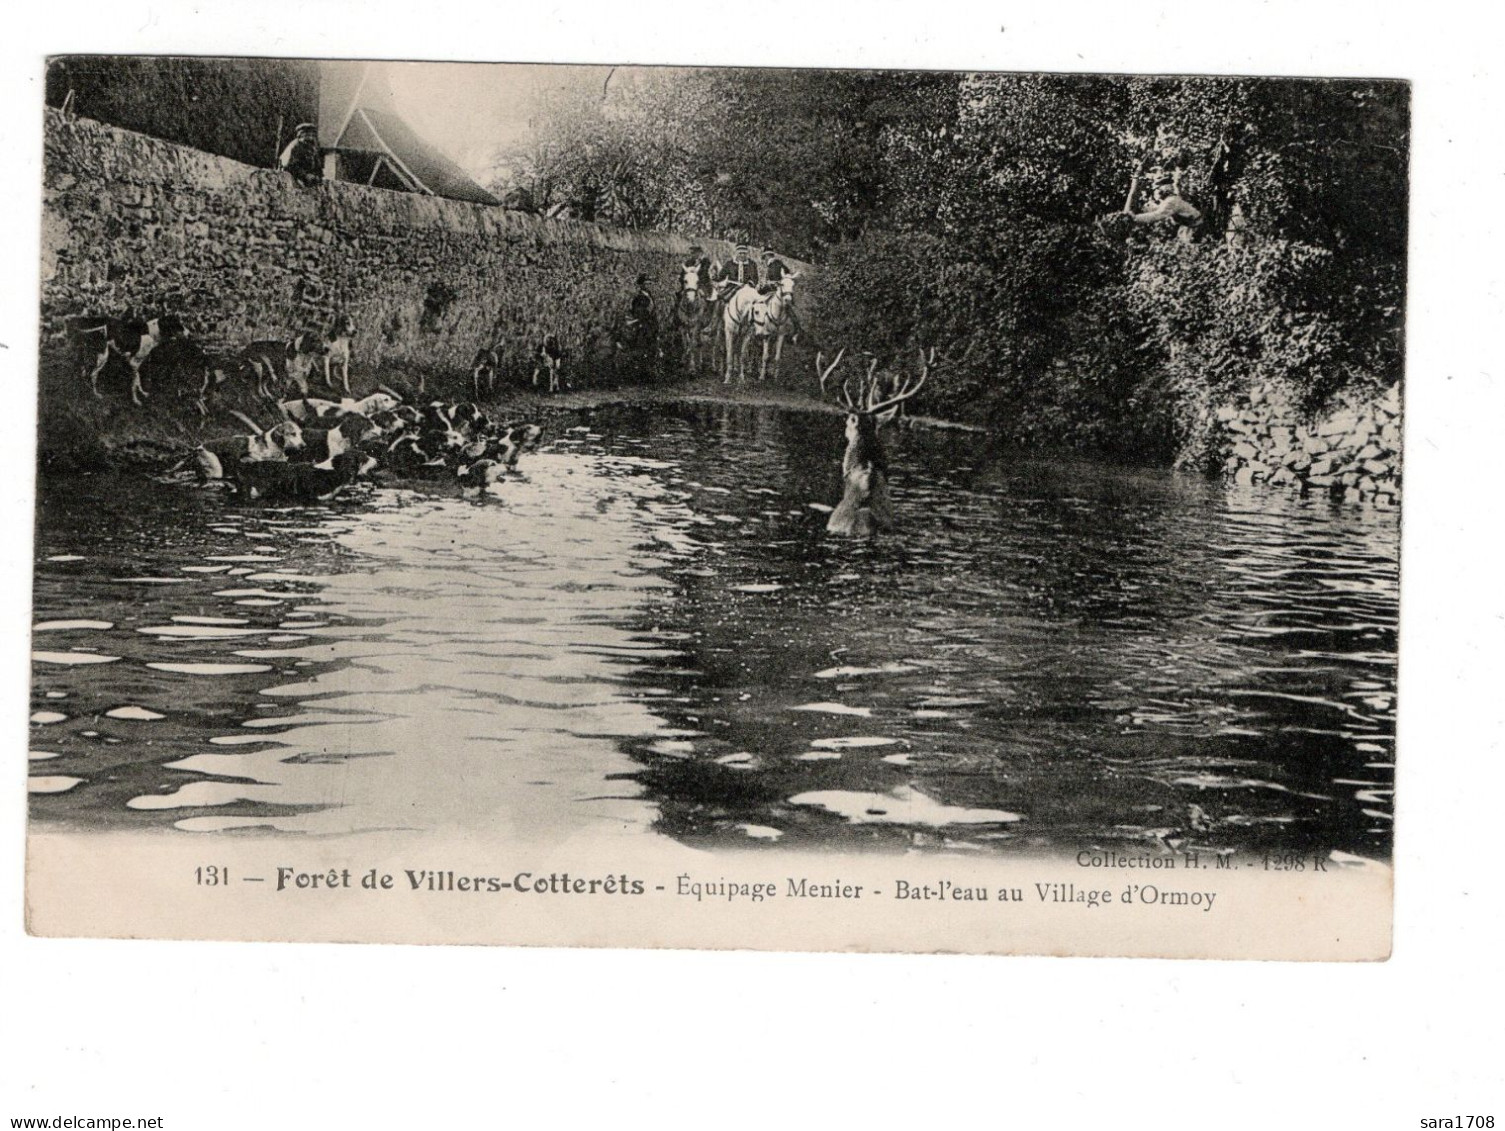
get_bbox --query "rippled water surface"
[30,402,1398,856]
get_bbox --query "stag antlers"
[816,346,934,417]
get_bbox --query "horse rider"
[682,245,716,300]
[759,249,803,339]
[716,244,760,298]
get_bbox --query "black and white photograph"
[23,53,1406,957]
[7,2,1505,1128]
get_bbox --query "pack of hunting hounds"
[185,394,544,502]
[61,310,554,503]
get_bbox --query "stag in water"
[817,346,933,536]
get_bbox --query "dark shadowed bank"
[37,371,985,481]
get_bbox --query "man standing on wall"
[279,122,322,187]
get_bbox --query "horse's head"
[680,263,701,295]
[776,273,797,301]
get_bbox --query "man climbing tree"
[1099,145,1202,239]
[1098,129,1246,243]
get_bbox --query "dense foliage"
[497,70,1408,461]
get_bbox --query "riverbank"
[465,375,991,434]
[35,370,991,477]
[38,364,1404,516]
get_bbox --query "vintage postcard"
[26,57,1403,958]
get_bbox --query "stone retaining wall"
[40,110,805,391]
[1213,383,1402,507]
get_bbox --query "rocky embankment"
[1214,383,1401,508]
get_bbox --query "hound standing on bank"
[75,313,187,405]
[532,335,565,392]
[322,314,355,393]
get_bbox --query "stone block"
[1320,409,1358,437]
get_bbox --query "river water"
[29,402,1398,858]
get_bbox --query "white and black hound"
[531,335,565,392]
[322,314,356,394]
[75,314,188,405]
[238,331,324,399]
[471,343,503,400]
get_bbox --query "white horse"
[721,274,798,384]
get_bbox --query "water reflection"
[30,403,1398,857]
[30,453,690,839]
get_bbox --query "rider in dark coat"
[759,250,803,339]
[627,274,657,347]
[682,246,716,300]
[717,245,760,294]
[759,250,790,292]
